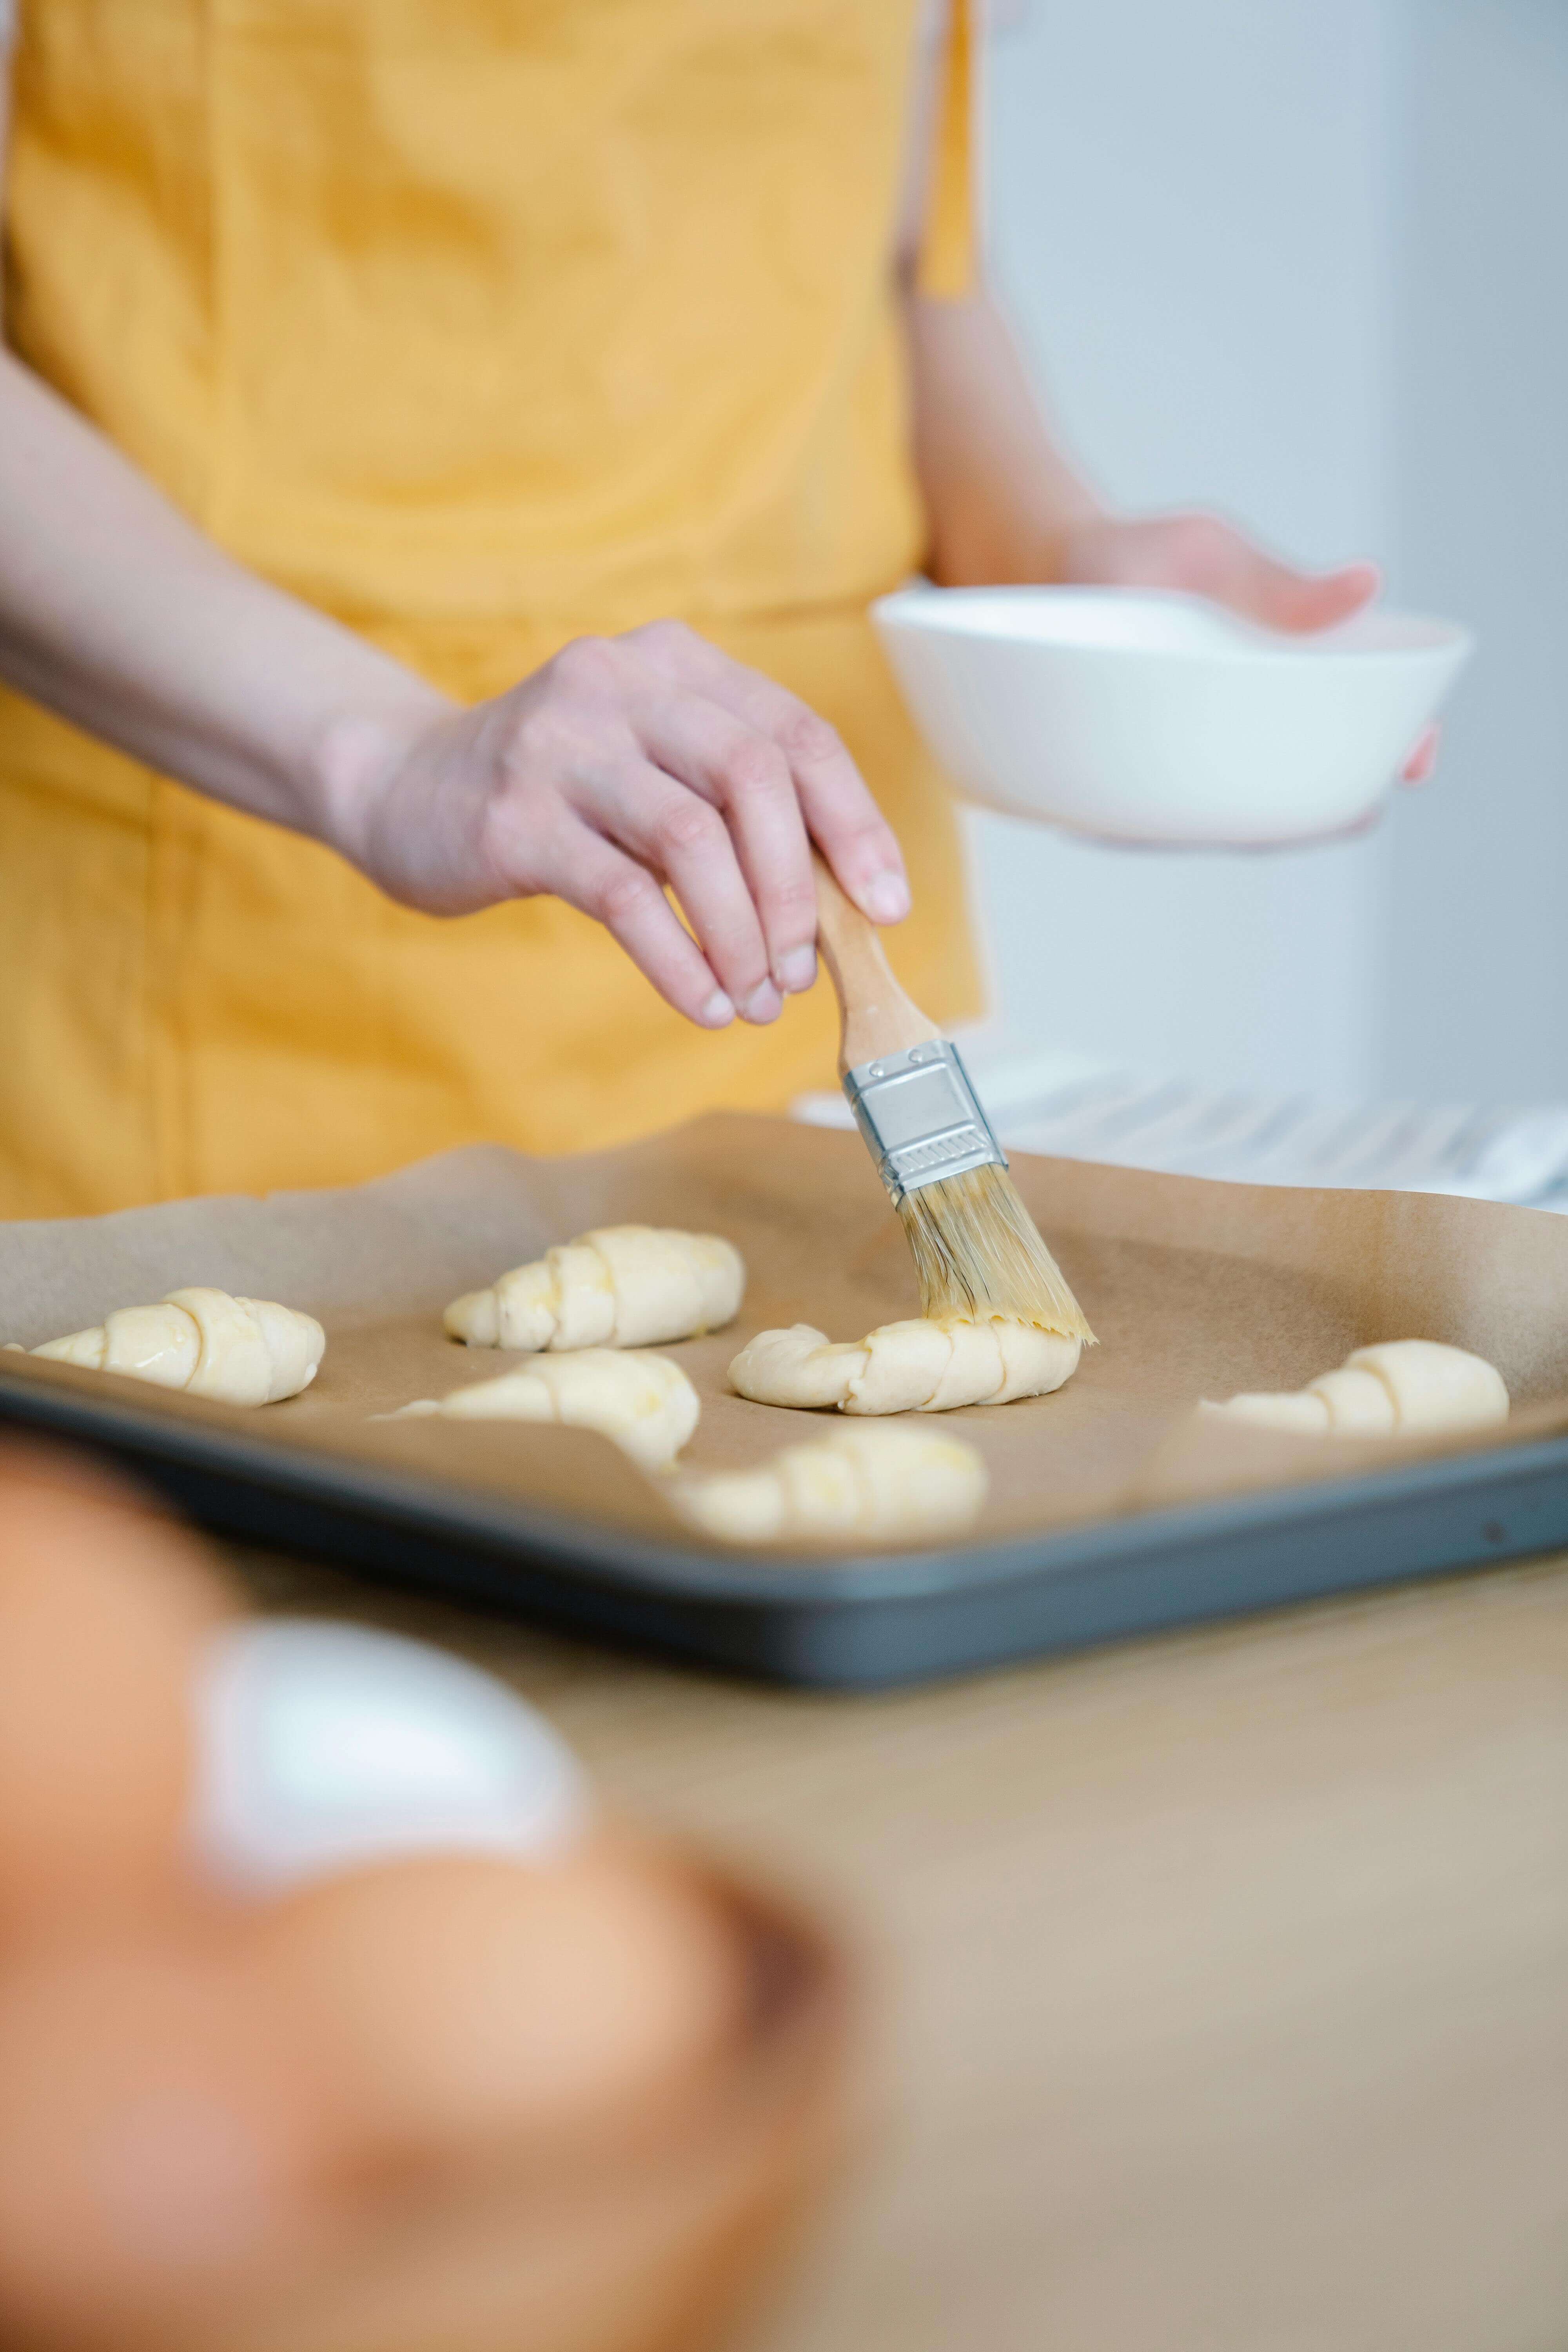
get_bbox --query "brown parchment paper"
[4,1112,1568,1559]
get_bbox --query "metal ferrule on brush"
[841,1042,1006,1207]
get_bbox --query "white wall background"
[1383,0,1568,1101]
[973,0,1568,1107]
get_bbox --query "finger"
[1401,724,1440,785]
[624,622,910,926]
[1116,516,1378,635]
[1069,515,1382,639]
[1231,552,1380,635]
[627,693,818,996]
[584,759,782,1025]
[543,820,737,1029]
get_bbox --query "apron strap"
[916,0,980,299]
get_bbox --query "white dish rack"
[794,1047,1568,1212]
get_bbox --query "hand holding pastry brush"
[811,858,1093,1341]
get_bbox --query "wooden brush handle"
[813,855,940,1076]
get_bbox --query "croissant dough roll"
[392,1350,700,1471]
[445,1227,745,1353]
[1214,1389,1334,1436]
[1345,1340,1510,1433]
[1305,1365,1397,1434]
[1211,1339,1508,1439]
[679,1424,987,1545]
[726,1325,870,1410]
[17,1289,324,1406]
[728,1316,1081,1416]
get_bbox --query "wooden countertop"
[236,1546,1568,2352]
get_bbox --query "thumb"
[1229,554,1380,635]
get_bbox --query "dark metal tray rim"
[0,1358,1555,1604]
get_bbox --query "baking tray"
[3,1115,1567,1690]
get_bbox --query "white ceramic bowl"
[872,585,1472,847]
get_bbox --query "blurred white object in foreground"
[873,585,1470,846]
[191,1622,588,1892]
[795,1046,1568,1209]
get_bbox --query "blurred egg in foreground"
[0,1927,352,2342]
[0,1450,236,1930]
[247,1843,747,2160]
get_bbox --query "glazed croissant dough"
[392,1351,700,1472]
[1209,1339,1508,1439]
[11,1289,325,1406]
[728,1316,1082,1416]
[679,1424,987,1546]
[445,1227,744,1353]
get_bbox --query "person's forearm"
[0,350,451,847]
[0,350,915,1025]
[905,288,1104,587]
[902,275,1421,786]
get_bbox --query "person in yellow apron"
[0,0,1396,1218]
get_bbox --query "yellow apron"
[0,0,981,1217]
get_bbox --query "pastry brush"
[811,857,1094,1341]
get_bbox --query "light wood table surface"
[237,1546,1568,2352]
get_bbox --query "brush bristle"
[897,1164,1095,1342]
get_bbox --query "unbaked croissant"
[390,1349,700,1471]
[728,1315,1081,1415]
[678,1423,987,1545]
[1208,1339,1508,1439]
[13,1289,325,1406]
[445,1226,745,1353]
